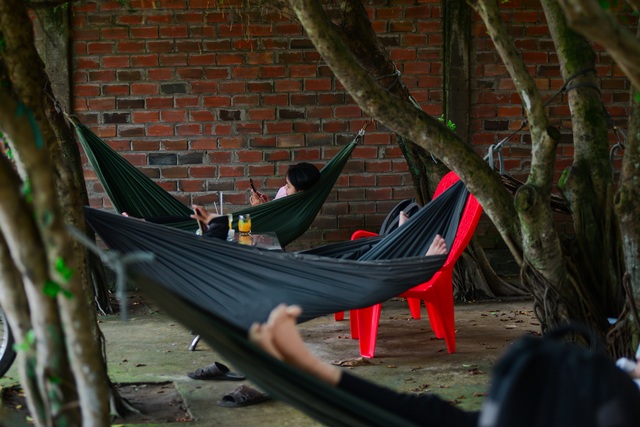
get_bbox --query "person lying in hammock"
[249,162,320,205]
[250,302,478,427]
[188,161,320,235]
[190,205,230,240]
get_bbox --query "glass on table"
[238,214,251,235]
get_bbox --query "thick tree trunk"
[0,0,112,424]
[540,0,627,349]
[613,61,640,353]
[557,0,640,357]
[0,130,80,426]
[32,4,113,314]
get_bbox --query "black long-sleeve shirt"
[338,372,479,427]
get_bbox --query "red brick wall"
[71,0,632,250]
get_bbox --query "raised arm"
[249,304,342,385]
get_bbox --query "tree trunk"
[32,1,113,314]
[0,123,81,426]
[613,49,640,353]
[0,0,113,423]
[538,0,628,350]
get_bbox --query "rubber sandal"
[217,385,271,408]
[187,362,246,381]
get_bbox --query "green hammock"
[73,120,359,246]
[132,272,419,427]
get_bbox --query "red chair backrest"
[433,172,483,269]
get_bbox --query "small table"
[228,231,282,251]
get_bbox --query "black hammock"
[84,180,469,330]
[132,272,420,427]
[73,120,358,246]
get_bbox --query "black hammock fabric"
[299,180,468,261]
[84,179,469,330]
[130,272,420,427]
[73,120,358,246]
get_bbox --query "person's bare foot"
[425,234,447,256]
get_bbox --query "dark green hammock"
[132,272,419,427]
[84,180,468,329]
[73,120,358,246]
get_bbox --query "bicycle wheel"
[0,307,16,377]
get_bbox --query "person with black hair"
[188,162,321,235]
[249,162,320,206]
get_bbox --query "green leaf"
[55,257,74,281]
[447,120,456,131]
[438,114,457,131]
[43,280,62,297]
[42,280,74,299]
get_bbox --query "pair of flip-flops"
[187,362,245,381]
[186,363,271,407]
[217,384,271,408]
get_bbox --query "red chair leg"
[356,304,381,358]
[425,300,445,338]
[349,310,360,339]
[406,297,422,319]
[425,272,456,353]
[334,311,345,321]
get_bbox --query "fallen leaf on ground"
[331,357,372,367]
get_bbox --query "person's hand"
[250,304,302,362]
[250,304,342,385]
[250,190,268,206]
[191,205,219,224]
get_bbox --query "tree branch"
[468,0,557,194]
[558,0,640,90]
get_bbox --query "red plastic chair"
[339,172,483,357]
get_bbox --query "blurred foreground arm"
[250,304,342,386]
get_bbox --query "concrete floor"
[0,297,537,426]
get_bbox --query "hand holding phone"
[249,179,268,205]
